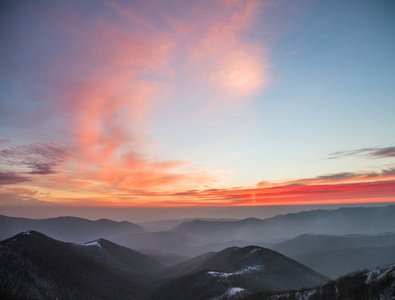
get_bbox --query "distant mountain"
[143,250,190,267]
[294,245,395,279]
[173,218,269,244]
[270,232,395,279]
[0,215,146,242]
[0,231,163,300]
[189,239,270,257]
[266,205,395,235]
[115,228,269,257]
[138,218,239,232]
[172,205,395,243]
[114,231,200,255]
[150,246,329,300]
[245,263,395,300]
[271,232,395,257]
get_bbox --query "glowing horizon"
[1,0,395,211]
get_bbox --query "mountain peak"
[13,230,52,241]
[151,245,329,300]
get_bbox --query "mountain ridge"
[172,205,395,244]
[150,245,329,300]
[0,214,146,243]
[0,230,157,299]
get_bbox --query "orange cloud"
[5,1,358,209]
[40,0,269,201]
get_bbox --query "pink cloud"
[167,0,269,101]
[1,0,270,206]
[192,1,268,98]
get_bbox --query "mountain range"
[1,204,395,299]
[0,231,329,300]
[172,205,395,244]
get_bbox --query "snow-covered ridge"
[365,263,395,283]
[79,240,102,249]
[268,263,395,300]
[295,290,317,300]
[268,289,318,300]
[212,287,247,300]
[207,265,264,278]
[227,287,245,297]
[245,248,261,257]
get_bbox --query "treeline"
[245,268,395,300]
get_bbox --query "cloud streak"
[0,172,31,185]
[328,146,395,160]
[159,168,395,206]
[0,143,68,175]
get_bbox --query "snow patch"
[295,290,317,300]
[207,265,264,278]
[268,293,291,300]
[226,287,245,297]
[245,248,261,257]
[365,263,395,284]
[81,241,102,249]
[235,265,264,274]
[207,271,232,278]
[23,231,31,235]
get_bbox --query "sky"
[1,0,395,221]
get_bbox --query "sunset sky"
[1,0,395,220]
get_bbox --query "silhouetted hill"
[0,231,163,299]
[244,263,395,300]
[0,215,146,242]
[172,205,395,243]
[80,238,164,276]
[150,246,329,299]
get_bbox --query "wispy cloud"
[0,186,49,206]
[0,172,31,185]
[274,168,395,185]
[328,146,395,160]
[161,169,395,206]
[0,143,68,175]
